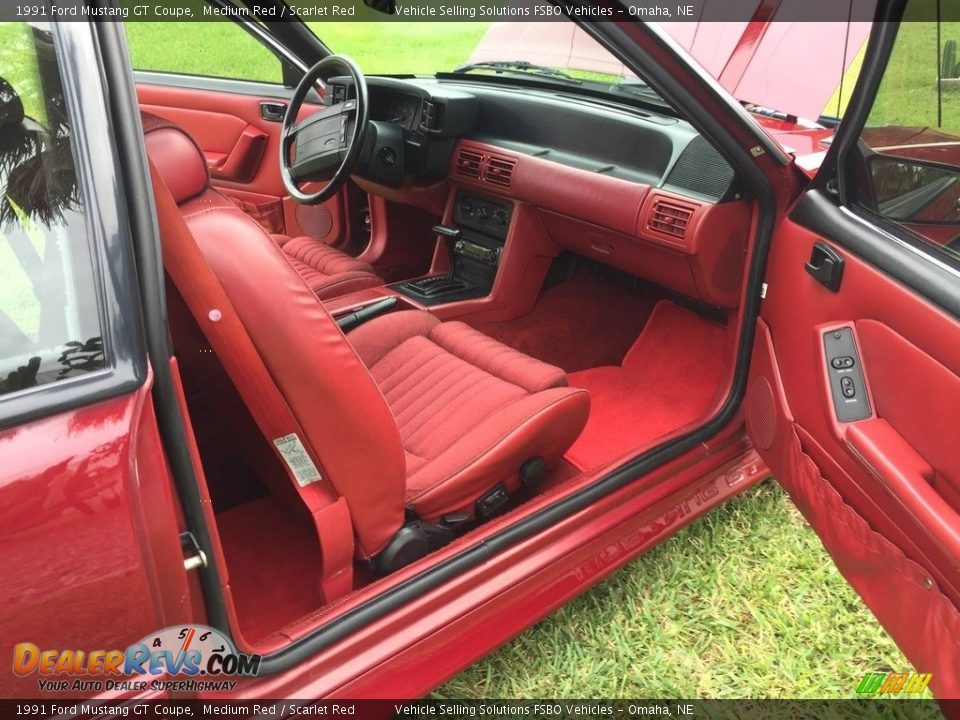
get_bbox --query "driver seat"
[141,112,382,300]
[144,112,590,583]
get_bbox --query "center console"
[393,192,513,306]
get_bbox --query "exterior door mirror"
[868,154,960,225]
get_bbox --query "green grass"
[437,481,923,699]
[825,10,960,130]
[124,21,489,81]
[868,14,960,132]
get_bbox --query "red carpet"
[216,496,324,645]
[472,266,662,372]
[564,301,728,471]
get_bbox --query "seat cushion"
[273,235,382,300]
[349,311,590,520]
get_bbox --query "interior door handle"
[846,419,960,562]
[805,241,844,292]
[209,126,268,182]
[260,101,287,122]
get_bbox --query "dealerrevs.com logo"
[12,625,261,693]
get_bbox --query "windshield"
[315,20,639,88]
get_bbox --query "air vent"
[484,156,516,187]
[419,100,438,131]
[649,200,693,239]
[455,149,483,179]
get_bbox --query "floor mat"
[471,266,662,372]
[564,300,728,471]
[216,496,323,645]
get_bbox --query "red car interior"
[9,12,960,704]
[136,72,752,646]
[143,111,592,601]
[142,112,385,300]
[269,234,382,299]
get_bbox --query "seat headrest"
[140,111,209,204]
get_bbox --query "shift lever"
[433,224,462,278]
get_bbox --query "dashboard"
[350,76,749,309]
[360,76,739,203]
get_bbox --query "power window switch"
[840,376,856,398]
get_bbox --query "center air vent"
[649,200,693,240]
[484,156,516,188]
[454,149,483,179]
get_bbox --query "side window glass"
[126,22,283,84]
[852,9,960,262]
[0,22,107,397]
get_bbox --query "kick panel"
[823,327,871,423]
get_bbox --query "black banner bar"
[0,699,950,720]
[3,0,960,23]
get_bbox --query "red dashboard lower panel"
[449,140,751,309]
[453,140,650,237]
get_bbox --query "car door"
[125,20,357,252]
[748,2,960,698]
[0,21,195,700]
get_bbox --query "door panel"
[136,82,347,244]
[749,195,960,697]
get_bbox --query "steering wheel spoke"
[283,120,301,140]
[280,56,368,205]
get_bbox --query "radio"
[454,239,500,266]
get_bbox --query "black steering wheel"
[280,55,369,205]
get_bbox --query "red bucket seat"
[141,112,381,300]
[143,112,589,581]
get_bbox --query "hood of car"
[469,16,872,153]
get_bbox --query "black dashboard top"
[363,76,738,203]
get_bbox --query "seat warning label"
[273,434,323,487]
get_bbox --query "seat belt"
[149,162,354,602]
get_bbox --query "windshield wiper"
[452,61,582,85]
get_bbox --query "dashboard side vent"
[484,156,516,187]
[454,148,483,179]
[419,100,439,131]
[649,200,693,240]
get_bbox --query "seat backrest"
[143,112,405,558]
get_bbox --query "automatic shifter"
[405,225,469,297]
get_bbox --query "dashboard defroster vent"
[454,149,483,179]
[649,200,693,240]
[483,156,516,188]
